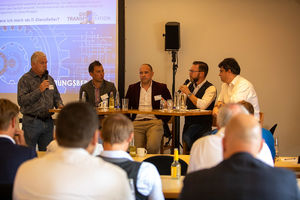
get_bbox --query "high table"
[132,154,190,164]
[275,157,300,178]
[49,108,212,152]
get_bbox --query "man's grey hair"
[217,103,249,128]
[31,51,46,65]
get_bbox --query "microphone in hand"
[44,70,49,80]
[178,79,191,92]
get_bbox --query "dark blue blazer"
[180,152,300,200]
[0,137,37,184]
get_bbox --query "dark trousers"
[22,116,54,151]
[182,123,211,150]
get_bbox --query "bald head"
[217,103,249,128]
[223,114,263,159]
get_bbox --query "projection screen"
[0,0,118,104]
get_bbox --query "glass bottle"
[275,136,279,161]
[171,148,181,179]
[109,91,114,109]
[129,137,136,157]
[115,91,120,110]
[81,91,86,102]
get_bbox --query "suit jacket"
[180,152,300,200]
[0,137,37,184]
[125,80,171,123]
[79,79,116,107]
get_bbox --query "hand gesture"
[13,129,27,146]
[39,80,49,92]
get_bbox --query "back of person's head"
[193,61,209,77]
[101,113,133,144]
[224,114,262,158]
[0,99,19,131]
[217,103,249,128]
[218,58,241,75]
[238,100,254,115]
[88,60,102,73]
[56,102,98,148]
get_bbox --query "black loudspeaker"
[165,22,180,51]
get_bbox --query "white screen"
[0,0,117,103]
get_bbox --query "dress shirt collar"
[139,80,152,90]
[229,75,240,86]
[216,127,225,137]
[0,134,15,144]
[92,79,106,89]
[55,146,90,156]
[100,150,133,161]
[194,79,207,89]
[29,69,41,78]
[192,79,207,94]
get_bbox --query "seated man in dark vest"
[179,61,217,151]
[99,113,164,200]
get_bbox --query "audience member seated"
[46,133,103,156]
[188,103,273,173]
[99,113,164,200]
[0,99,36,184]
[238,100,275,159]
[180,114,300,200]
[13,102,133,200]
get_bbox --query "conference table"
[49,108,212,152]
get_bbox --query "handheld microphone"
[45,70,49,80]
[178,79,192,92]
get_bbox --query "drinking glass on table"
[167,99,173,112]
[122,98,129,111]
[274,136,279,161]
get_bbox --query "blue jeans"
[22,116,54,151]
[183,123,211,150]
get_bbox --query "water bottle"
[115,91,120,110]
[109,91,114,109]
[174,92,180,110]
[82,91,86,102]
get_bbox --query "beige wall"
[125,0,300,155]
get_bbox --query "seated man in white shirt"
[213,58,260,120]
[13,102,133,200]
[188,103,273,173]
[99,113,164,200]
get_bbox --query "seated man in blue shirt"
[238,100,275,159]
[99,113,164,200]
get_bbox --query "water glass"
[122,98,129,111]
[167,99,173,111]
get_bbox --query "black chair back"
[143,155,188,175]
[0,183,13,200]
[269,124,278,135]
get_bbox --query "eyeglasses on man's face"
[189,70,200,73]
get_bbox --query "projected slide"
[0,0,116,94]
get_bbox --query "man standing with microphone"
[179,61,216,153]
[18,51,63,151]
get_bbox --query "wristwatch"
[187,92,192,97]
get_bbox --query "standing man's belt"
[24,114,52,121]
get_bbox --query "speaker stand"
[171,51,177,97]
[170,51,181,154]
